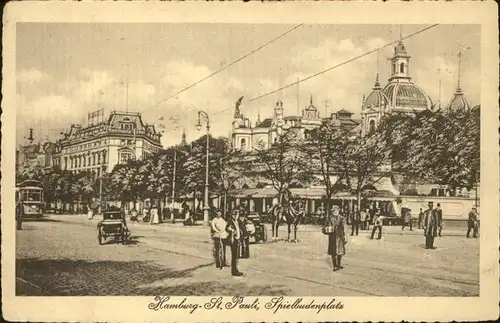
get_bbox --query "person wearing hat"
[324,205,347,271]
[422,201,439,249]
[211,209,228,269]
[226,210,244,276]
[435,203,443,237]
[467,207,479,238]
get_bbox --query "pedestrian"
[238,211,251,259]
[226,210,244,276]
[323,205,347,271]
[211,209,228,269]
[350,205,360,236]
[401,207,413,231]
[368,203,376,226]
[422,201,439,249]
[87,206,94,220]
[466,207,479,238]
[360,208,367,230]
[436,203,443,237]
[370,211,384,240]
[16,196,23,230]
[418,208,424,229]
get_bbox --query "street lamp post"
[196,110,210,226]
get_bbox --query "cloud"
[17,68,48,84]
[142,59,245,147]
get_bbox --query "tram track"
[46,217,478,296]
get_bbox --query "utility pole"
[171,149,177,223]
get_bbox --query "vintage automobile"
[245,213,268,244]
[97,210,130,245]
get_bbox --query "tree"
[108,159,144,208]
[343,131,388,209]
[254,129,310,203]
[209,137,245,216]
[308,122,353,216]
[377,106,480,191]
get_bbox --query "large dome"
[383,82,433,112]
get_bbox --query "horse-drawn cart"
[97,210,130,245]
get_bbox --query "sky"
[16,23,480,148]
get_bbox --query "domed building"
[446,52,471,111]
[361,40,433,135]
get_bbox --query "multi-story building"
[231,95,360,151]
[54,110,162,177]
[360,39,472,134]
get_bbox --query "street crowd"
[207,197,480,276]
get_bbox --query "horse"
[269,200,305,243]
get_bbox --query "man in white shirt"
[211,209,228,269]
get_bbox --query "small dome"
[363,89,389,110]
[447,88,471,111]
[383,82,433,111]
[362,74,390,110]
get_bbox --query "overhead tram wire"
[248,24,439,103]
[141,23,304,115]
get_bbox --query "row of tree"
[16,105,480,216]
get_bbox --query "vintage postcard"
[2,1,499,322]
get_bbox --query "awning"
[230,187,358,200]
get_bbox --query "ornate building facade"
[361,40,473,135]
[361,40,434,135]
[53,111,162,177]
[231,96,360,151]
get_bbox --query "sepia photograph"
[2,2,499,322]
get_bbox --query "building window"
[92,154,96,165]
[83,156,86,167]
[102,151,107,164]
[240,138,246,151]
[400,63,405,73]
[88,155,91,166]
[369,120,376,133]
[120,152,132,164]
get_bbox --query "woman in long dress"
[325,205,347,271]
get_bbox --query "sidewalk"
[46,213,470,237]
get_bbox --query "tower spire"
[456,50,463,93]
[180,128,187,146]
[373,47,381,90]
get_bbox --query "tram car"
[15,180,44,219]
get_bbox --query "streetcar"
[16,179,44,219]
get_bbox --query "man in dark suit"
[238,211,250,259]
[423,201,439,249]
[467,207,479,238]
[350,205,360,236]
[226,210,243,276]
[435,203,443,237]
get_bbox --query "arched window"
[240,138,246,151]
[392,63,396,74]
[369,120,376,133]
[400,63,405,73]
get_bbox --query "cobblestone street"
[16,215,479,296]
